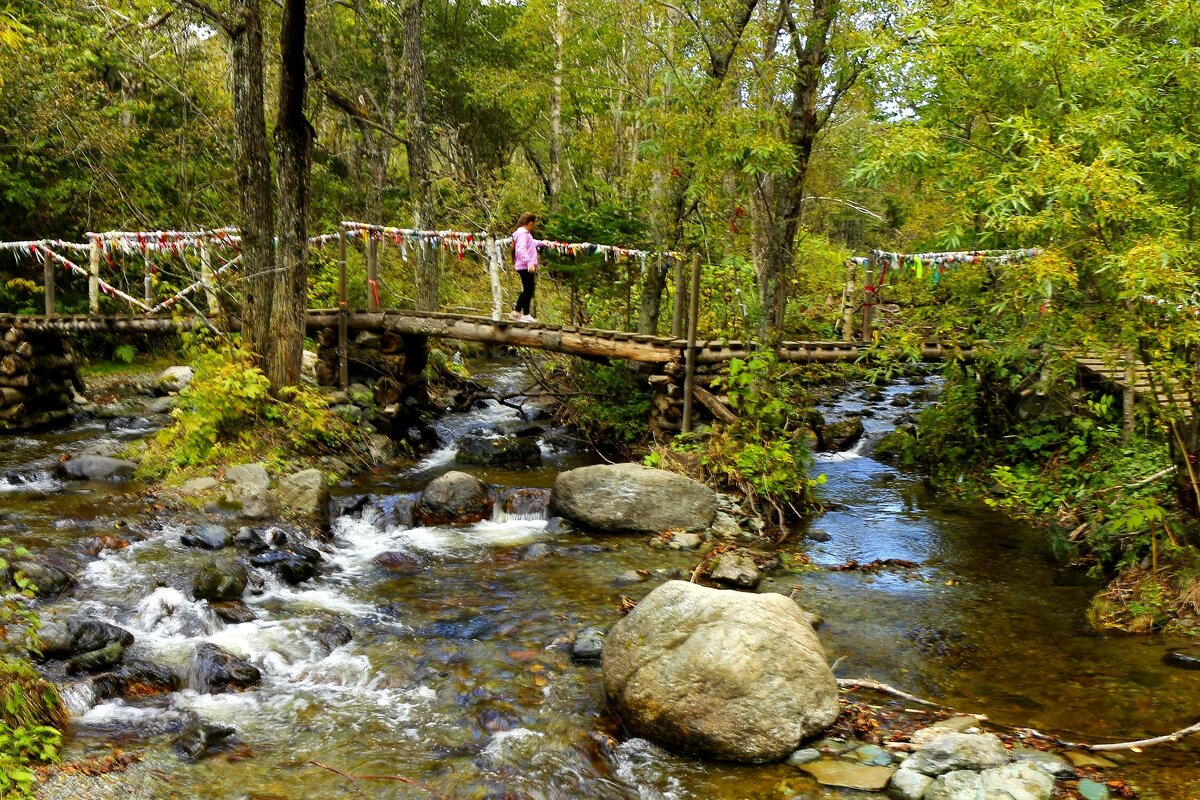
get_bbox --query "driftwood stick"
[306,760,439,795]
[838,677,1200,752]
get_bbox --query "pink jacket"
[512,227,544,271]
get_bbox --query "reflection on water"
[5,364,1198,798]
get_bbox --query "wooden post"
[861,254,877,341]
[489,237,504,321]
[366,233,380,311]
[671,253,685,338]
[841,259,856,342]
[338,225,349,390]
[42,248,54,317]
[682,253,701,433]
[1123,346,1136,441]
[143,251,153,307]
[88,238,100,314]
[199,234,219,314]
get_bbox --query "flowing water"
[2,361,1198,799]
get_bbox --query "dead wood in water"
[306,760,441,796]
[838,678,1200,752]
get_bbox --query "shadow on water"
[3,362,1198,798]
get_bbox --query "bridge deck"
[1,309,978,364]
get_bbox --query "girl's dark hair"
[517,212,538,227]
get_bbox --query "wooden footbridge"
[0,224,1179,435]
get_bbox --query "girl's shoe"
[521,314,537,323]
[509,311,523,320]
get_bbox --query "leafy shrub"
[112,343,136,364]
[138,331,361,476]
[550,359,651,446]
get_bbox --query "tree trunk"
[549,0,565,212]
[271,0,313,390]
[403,0,439,311]
[229,0,277,373]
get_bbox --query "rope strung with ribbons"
[867,248,1042,288]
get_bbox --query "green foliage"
[550,359,650,446]
[138,331,360,476]
[112,343,136,365]
[673,353,823,522]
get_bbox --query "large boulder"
[412,471,492,526]
[38,618,134,659]
[191,643,261,693]
[180,523,231,550]
[193,559,248,602]
[278,468,330,525]
[551,464,716,533]
[602,580,838,762]
[155,365,194,395]
[454,434,542,467]
[224,463,276,519]
[56,455,137,481]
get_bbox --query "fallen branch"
[838,677,1200,752]
[1092,466,1177,495]
[306,760,439,795]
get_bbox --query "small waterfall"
[492,488,551,523]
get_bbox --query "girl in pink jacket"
[511,212,545,322]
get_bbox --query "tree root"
[838,677,1200,752]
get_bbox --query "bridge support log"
[0,327,83,434]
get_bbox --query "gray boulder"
[11,560,73,596]
[155,365,194,394]
[902,732,1010,776]
[925,770,984,800]
[144,396,177,415]
[888,768,934,800]
[56,455,137,481]
[413,471,492,526]
[191,643,260,693]
[570,627,606,663]
[709,551,761,589]
[551,463,716,533]
[193,559,248,602]
[602,580,838,762]
[979,762,1054,800]
[278,468,330,525]
[1009,747,1076,779]
[66,641,126,674]
[181,523,231,550]
[224,462,276,519]
[38,618,134,658]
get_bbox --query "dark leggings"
[515,269,536,315]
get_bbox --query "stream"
[1,360,1198,799]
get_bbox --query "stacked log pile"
[648,361,737,436]
[0,327,83,433]
[314,327,431,438]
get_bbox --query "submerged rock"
[455,434,541,467]
[175,720,237,761]
[191,642,261,693]
[413,471,492,526]
[210,601,257,624]
[551,463,716,533]
[56,455,137,481]
[799,760,895,791]
[193,559,248,602]
[602,580,838,762]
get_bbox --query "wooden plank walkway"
[1075,352,1192,407]
[1,310,983,365]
